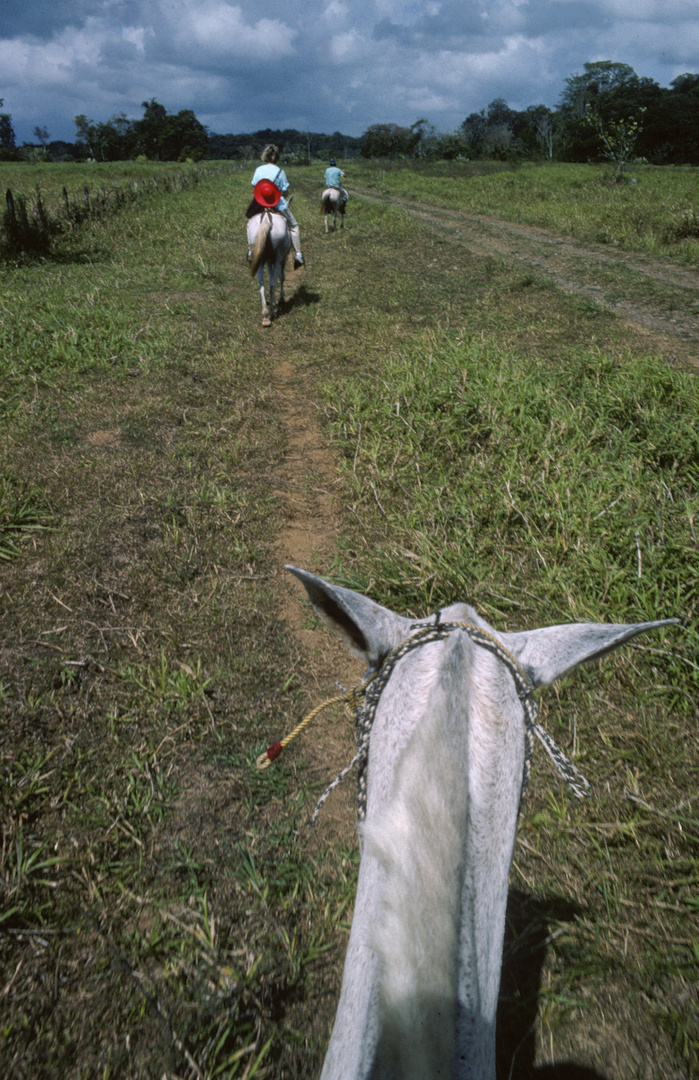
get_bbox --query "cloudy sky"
[2,0,698,145]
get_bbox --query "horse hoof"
[262,316,272,327]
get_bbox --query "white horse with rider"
[321,158,348,232]
[246,144,305,325]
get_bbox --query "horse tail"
[320,192,330,214]
[249,214,271,277]
[363,633,472,1080]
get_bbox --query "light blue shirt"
[324,165,345,188]
[252,163,289,210]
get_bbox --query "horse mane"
[363,633,472,1079]
[249,213,271,277]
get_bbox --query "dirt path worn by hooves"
[271,358,363,844]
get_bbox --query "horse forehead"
[425,602,491,630]
[368,630,519,804]
[380,625,491,707]
[378,613,518,719]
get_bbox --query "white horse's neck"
[321,631,523,1080]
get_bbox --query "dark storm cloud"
[1,0,697,143]
[0,0,142,40]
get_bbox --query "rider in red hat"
[253,178,282,207]
[247,144,305,269]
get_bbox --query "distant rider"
[324,159,348,208]
[248,144,305,269]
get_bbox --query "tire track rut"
[355,189,699,366]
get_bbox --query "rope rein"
[257,619,590,823]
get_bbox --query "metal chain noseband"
[256,619,590,822]
[307,619,590,825]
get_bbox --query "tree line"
[0,99,362,165]
[1,62,697,167]
[208,129,362,163]
[361,62,699,167]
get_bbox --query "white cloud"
[328,29,370,63]
[595,0,698,20]
[373,0,443,24]
[122,27,150,53]
[167,2,297,60]
[0,39,32,84]
[595,18,699,69]
[322,1,350,20]
[1,23,102,91]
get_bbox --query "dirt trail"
[355,189,699,366]
[271,359,363,842]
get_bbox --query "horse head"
[285,566,677,1080]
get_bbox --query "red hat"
[254,179,281,207]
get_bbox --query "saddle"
[325,185,347,210]
[245,200,282,220]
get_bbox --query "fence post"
[6,188,15,224]
[83,184,90,209]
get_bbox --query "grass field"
[0,161,242,258]
[352,158,699,268]
[0,160,697,1079]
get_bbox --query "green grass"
[0,160,237,258]
[351,159,699,268]
[0,160,235,203]
[0,166,358,1079]
[324,336,697,633]
[0,476,53,559]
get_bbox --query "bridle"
[312,617,590,824]
[258,615,591,824]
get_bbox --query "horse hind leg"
[278,261,286,309]
[266,264,283,326]
[257,269,271,327]
[275,252,289,317]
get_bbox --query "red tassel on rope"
[266,741,283,762]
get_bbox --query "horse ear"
[501,618,679,688]
[285,566,411,667]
